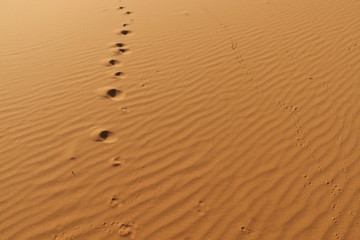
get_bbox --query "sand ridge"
[0,0,359,239]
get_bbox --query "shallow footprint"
[196,200,209,216]
[110,157,123,167]
[109,195,122,207]
[118,224,134,237]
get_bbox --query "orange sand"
[0,0,359,239]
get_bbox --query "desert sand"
[0,0,359,239]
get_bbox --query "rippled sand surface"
[0,0,359,239]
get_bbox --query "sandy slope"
[0,0,359,239]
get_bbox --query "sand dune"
[0,0,359,239]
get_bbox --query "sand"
[0,0,359,239]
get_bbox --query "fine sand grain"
[0,0,359,239]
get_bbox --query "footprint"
[108,59,119,66]
[114,72,124,77]
[123,24,129,27]
[110,157,123,166]
[125,11,133,15]
[107,89,119,97]
[107,89,125,100]
[118,6,124,9]
[115,43,125,47]
[96,87,126,101]
[100,130,111,139]
[240,226,254,235]
[120,30,132,35]
[109,195,122,207]
[118,48,128,53]
[91,129,118,143]
[196,200,209,216]
[120,106,130,113]
[97,130,113,141]
[118,223,134,237]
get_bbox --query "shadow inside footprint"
[118,48,128,53]
[109,195,121,207]
[107,89,120,98]
[96,87,125,101]
[118,6,124,9]
[114,72,123,76]
[125,11,133,15]
[99,130,112,140]
[91,128,118,143]
[109,59,118,65]
[116,43,124,47]
[120,30,131,35]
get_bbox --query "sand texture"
[1,0,360,239]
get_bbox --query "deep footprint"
[99,130,112,140]
[107,89,120,98]
[114,72,123,77]
[91,128,118,143]
[120,30,131,35]
[106,88,125,100]
[96,87,125,101]
[108,59,119,65]
[115,43,125,47]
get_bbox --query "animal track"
[118,223,135,237]
[120,106,130,113]
[114,72,123,77]
[110,157,123,166]
[303,174,312,188]
[116,43,125,47]
[125,11,133,15]
[240,226,254,235]
[109,195,122,207]
[195,200,209,216]
[92,221,137,239]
